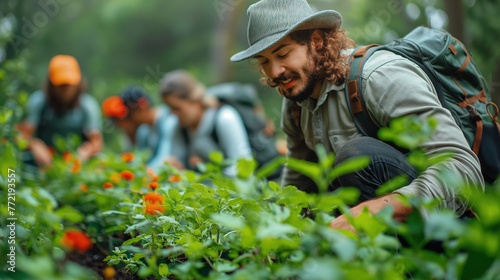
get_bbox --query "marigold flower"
[80,184,89,192]
[148,181,159,190]
[71,158,82,174]
[103,266,116,280]
[143,192,164,204]
[103,182,113,189]
[168,175,181,183]
[62,151,74,163]
[144,203,165,215]
[61,229,92,252]
[120,170,134,181]
[121,152,134,163]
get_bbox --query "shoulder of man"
[360,49,410,79]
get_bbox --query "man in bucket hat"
[231,0,484,230]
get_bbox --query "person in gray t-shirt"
[159,70,253,177]
[17,55,103,168]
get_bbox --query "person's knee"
[334,136,377,165]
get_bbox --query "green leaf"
[106,224,127,234]
[0,142,16,178]
[256,156,286,179]
[286,157,322,183]
[328,156,371,182]
[214,261,238,273]
[168,188,182,202]
[138,266,152,278]
[123,235,146,246]
[353,207,387,240]
[268,181,282,193]
[211,213,245,230]
[237,158,257,179]
[209,151,224,164]
[158,263,169,277]
[55,205,84,223]
[376,175,409,196]
[425,211,464,241]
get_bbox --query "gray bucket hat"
[230,0,342,62]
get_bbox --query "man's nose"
[268,60,285,79]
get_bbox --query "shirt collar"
[297,48,354,113]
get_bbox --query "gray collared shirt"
[280,50,485,215]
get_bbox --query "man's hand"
[77,131,103,161]
[330,194,413,232]
[30,138,53,167]
[166,156,185,170]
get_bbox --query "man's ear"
[310,30,324,51]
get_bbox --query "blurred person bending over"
[159,70,253,177]
[102,85,177,172]
[17,55,103,168]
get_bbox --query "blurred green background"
[1,0,500,149]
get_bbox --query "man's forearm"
[330,193,413,231]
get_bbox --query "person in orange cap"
[17,55,103,168]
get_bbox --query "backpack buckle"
[466,105,482,122]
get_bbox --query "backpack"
[206,83,281,169]
[345,26,500,184]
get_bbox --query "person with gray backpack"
[230,0,497,231]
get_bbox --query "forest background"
[1,0,499,149]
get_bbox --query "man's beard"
[273,55,321,102]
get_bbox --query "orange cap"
[48,55,82,86]
[102,96,128,118]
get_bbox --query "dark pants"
[331,137,419,203]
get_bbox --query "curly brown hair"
[260,28,356,87]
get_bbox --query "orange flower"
[148,181,158,190]
[103,182,113,189]
[71,158,82,174]
[121,152,134,163]
[103,266,116,280]
[120,170,134,181]
[144,203,165,215]
[61,229,92,252]
[62,151,74,163]
[168,175,181,183]
[80,184,89,192]
[144,192,164,204]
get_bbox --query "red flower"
[120,170,134,181]
[148,181,158,190]
[144,203,165,215]
[61,229,92,252]
[143,192,164,204]
[103,182,113,189]
[121,152,134,163]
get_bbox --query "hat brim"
[230,10,342,62]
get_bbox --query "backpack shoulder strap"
[210,106,222,145]
[345,44,382,138]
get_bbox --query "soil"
[66,245,154,280]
